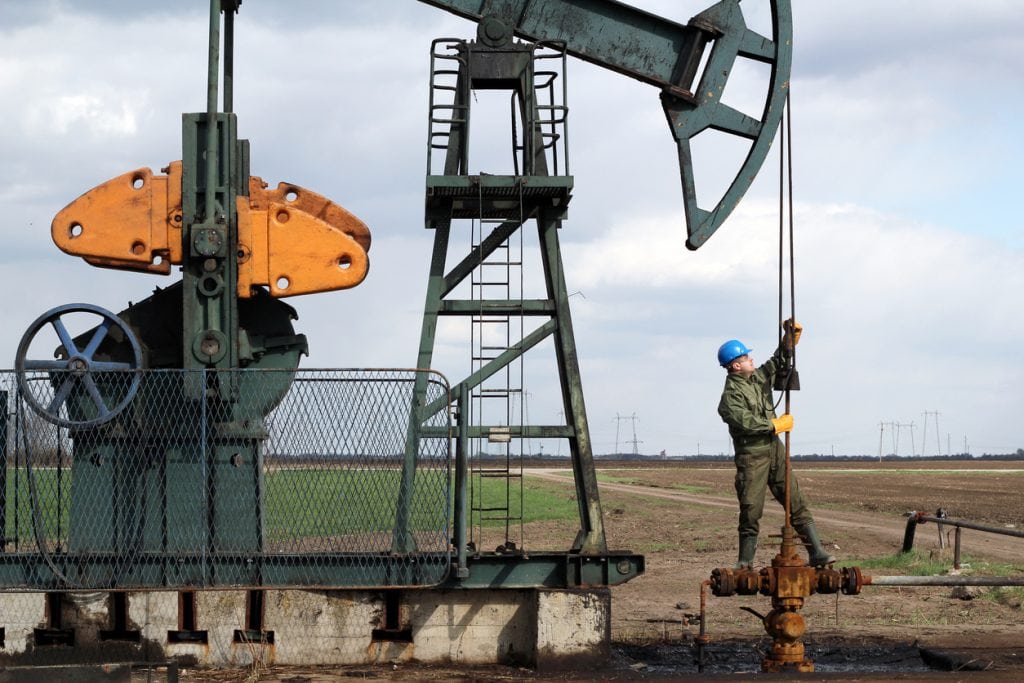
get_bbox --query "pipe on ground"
[865,575,1024,587]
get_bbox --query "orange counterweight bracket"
[238,178,370,298]
[50,164,371,298]
[52,164,184,275]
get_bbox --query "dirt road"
[524,466,1024,563]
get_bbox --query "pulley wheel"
[15,303,142,428]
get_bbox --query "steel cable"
[777,92,796,527]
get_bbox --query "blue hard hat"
[717,339,752,367]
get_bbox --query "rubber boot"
[796,523,835,566]
[734,536,757,570]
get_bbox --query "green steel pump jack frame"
[9,1,309,589]
[419,0,793,249]
[404,0,792,582]
[6,0,789,593]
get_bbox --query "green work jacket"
[717,343,789,452]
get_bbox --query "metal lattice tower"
[407,25,606,554]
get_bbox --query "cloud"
[790,1,1024,243]
[567,203,778,291]
[1,1,1021,458]
[554,198,1024,454]
[796,1,1023,80]
[37,93,141,137]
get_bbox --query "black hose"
[17,388,76,588]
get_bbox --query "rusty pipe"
[907,512,1024,540]
[903,511,1024,562]
[696,579,711,673]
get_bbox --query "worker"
[716,320,835,569]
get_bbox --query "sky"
[1,1,1022,457]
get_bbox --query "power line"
[896,421,915,457]
[614,412,640,455]
[921,410,942,456]
[878,421,896,461]
[878,421,916,458]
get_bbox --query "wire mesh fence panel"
[0,369,452,590]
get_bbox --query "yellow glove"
[782,319,803,347]
[771,414,794,434]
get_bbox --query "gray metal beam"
[420,424,575,439]
[0,551,644,590]
[440,300,555,315]
[420,319,557,419]
[866,575,1024,588]
[417,0,708,93]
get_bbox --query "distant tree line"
[585,451,1024,462]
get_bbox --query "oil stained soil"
[177,637,1010,682]
[617,637,933,677]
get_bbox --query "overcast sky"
[1,1,1021,457]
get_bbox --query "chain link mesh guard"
[0,368,452,590]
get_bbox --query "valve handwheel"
[15,303,142,428]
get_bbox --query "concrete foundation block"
[535,588,611,669]
[0,593,45,657]
[264,590,383,666]
[0,587,612,670]
[406,590,535,664]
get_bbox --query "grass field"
[0,466,581,546]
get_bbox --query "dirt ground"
[184,459,1024,681]
[585,459,1023,637]
[581,459,1023,679]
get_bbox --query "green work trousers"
[734,437,813,539]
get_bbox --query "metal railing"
[0,368,452,591]
[902,509,1024,570]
